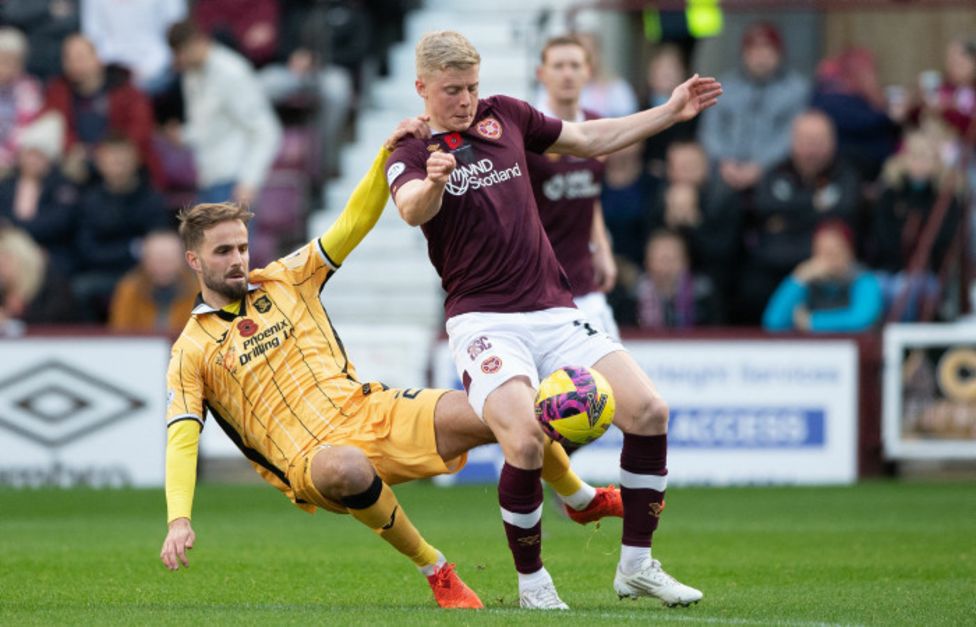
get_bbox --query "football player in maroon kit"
[529,34,619,340]
[387,30,721,610]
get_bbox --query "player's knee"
[505,425,546,467]
[625,394,669,435]
[312,446,375,499]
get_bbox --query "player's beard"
[201,262,248,302]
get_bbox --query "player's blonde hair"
[415,31,481,78]
[177,202,254,252]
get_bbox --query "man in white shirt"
[81,0,186,94]
[166,18,281,208]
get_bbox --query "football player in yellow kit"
[159,118,620,609]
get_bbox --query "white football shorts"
[573,291,621,342]
[446,306,624,419]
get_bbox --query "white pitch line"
[585,610,860,627]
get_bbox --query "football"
[534,365,616,445]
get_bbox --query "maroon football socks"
[498,463,544,574]
[620,433,668,548]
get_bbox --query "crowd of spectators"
[0,0,414,334]
[0,8,971,337]
[596,21,975,332]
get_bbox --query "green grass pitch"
[1,480,973,625]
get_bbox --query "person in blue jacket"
[763,219,882,332]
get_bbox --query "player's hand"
[160,517,196,571]
[385,115,432,151]
[593,248,617,292]
[426,151,456,186]
[668,74,723,123]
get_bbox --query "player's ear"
[185,249,201,273]
[415,77,426,98]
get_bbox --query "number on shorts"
[395,388,422,399]
[574,320,598,336]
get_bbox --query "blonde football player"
[388,31,720,609]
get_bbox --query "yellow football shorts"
[289,386,468,514]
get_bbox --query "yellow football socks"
[541,438,584,496]
[345,479,439,568]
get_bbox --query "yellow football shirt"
[165,146,391,520]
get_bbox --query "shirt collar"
[191,282,261,319]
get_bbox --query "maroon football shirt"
[526,108,605,297]
[387,95,576,318]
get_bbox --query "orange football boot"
[427,562,484,609]
[564,485,626,524]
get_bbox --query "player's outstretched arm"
[551,74,723,158]
[393,150,456,227]
[161,418,202,570]
[319,117,433,262]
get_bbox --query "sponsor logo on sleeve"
[386,162,405,186]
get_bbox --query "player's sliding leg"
[542,438,623,524]
[433,390,622,525]
[592,351,702,607]
[309,445,483,609]
[483,378,568,610]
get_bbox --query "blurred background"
[1,0,975,489]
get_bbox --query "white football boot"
[519,580,570,610]
[613,558,703,607]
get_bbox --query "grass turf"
[0,481,973,625]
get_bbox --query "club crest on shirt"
[476,116,502,140]
[238,318,259,337]
[254,295,272,314]
[481,356,503,374]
